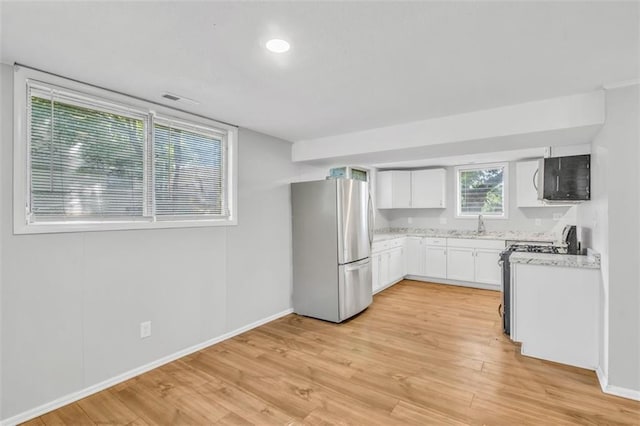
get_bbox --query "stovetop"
[507,244,567,254]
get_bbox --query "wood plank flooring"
[23,280,640,425]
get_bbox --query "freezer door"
[338,258,373,321]
[337,179,371,264]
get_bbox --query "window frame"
[454,162,509,220]
[13,66,238,234]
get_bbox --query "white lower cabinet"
[446,240,504,288]
[424,246,447,279]
[446,247,475,282]
[371,252,381,292]
[474,248,502,286]
[374,236,504,292]
[405,237,424,275]
[512,263,599,369]
[403,237,504,289]
[372,237,406,293]
[388,247,405,283]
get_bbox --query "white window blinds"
[154,120,226,216]
[29,86,146,220]
[457,165,506,216]
[22,77,234,231]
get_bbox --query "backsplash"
[375,227,560,242]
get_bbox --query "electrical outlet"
[535,218,542,226]
[439,217,447,225]
[140,321,151,339]
[553,213,563,221]
[407,217,413,224]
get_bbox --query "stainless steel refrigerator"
[291,178,374,323]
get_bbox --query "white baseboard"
[405,275,501,292]
[0,308,294,426]
[372,277,403,295]
[605,384,640,401]
[596,366,608,393]
[595,365,640,401]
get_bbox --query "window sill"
[13,217,237,235]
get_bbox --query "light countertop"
[373,228,559,243]
[509,252,601,269]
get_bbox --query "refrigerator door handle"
[339,258,373,321]
[344,257,370,272]
[368,193,374,246]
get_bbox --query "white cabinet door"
[371,253,380,292]
[376,171,411,209]
[424,246,447,279]
[376,171,393,209]
[411,169,447,208]
[474,249,502,286]
[513,263,599,369]
[446,247,475,282]
[516,160,544,207]
[372,252,389,293]
[405,237,424,275]
[388,247,405,283]
[379,253,390,290]
[391,171,412,208]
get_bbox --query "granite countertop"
[373,228,559,243]
[509,252,601,269]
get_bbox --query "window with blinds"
[29,86,146,220]
[154,120,226,217]
[456,164,507,217]
[18,72,235,233]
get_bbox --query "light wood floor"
[24,280,640,425]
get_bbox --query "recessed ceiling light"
[266,39,290,53]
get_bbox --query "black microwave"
[537,155,591,203]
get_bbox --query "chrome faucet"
[477,214,486,234]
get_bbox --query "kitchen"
[0,1,639,425]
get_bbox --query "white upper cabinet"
[516,160,545,207]
[377,169,446,209]
[411,169,447,208]
[377,171,411,208]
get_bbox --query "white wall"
[292,91,604,164]
[0,64,305,421]
[378,162,575,235]
[577,84,640,394]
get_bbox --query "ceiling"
[1,1,638,143]
[374,147,546,169]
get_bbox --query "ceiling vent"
[161,92,199,105]
[162,93,181,101]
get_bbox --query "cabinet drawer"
[387,237,405,249]
[424,237,446,247]
[447,238,505,250]
[373,237,404,253]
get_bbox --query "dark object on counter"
[563,225,578,255]
[538,155,590,202]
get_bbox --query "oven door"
[500,251,511,336]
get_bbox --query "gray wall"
[378,162,575,235]
[577,84,640,392]
[0,64,303,420]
